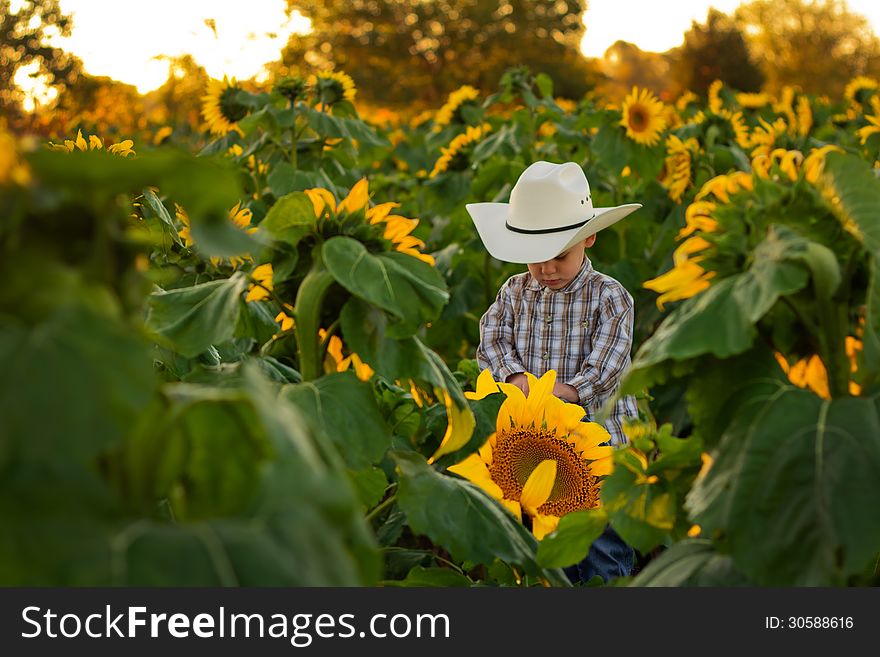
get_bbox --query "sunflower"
[694,171,753,203]
[752,148,804,182]
[707,79,724,114]
[660,135,698,203]
[736,92,772,109]
[448,370,614,540]
[675,90,699,112]
[245,263,273,303]
[844,75,878,111]
[309,70,357,108]
[774,353,830,399]
[749,117,788,159]
[795,96,812,137]
[319,328,374,381]
[49,129,135,157]
[858,114,880,145]
[643,259,715,310]
[430,123,491,177]
[202,77,248,136]
[619,86,667,147]
[433,85,480,130]
[677,200,719,239]
[302,179,435,265]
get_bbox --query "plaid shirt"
[477,257,638,446]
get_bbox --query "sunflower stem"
[365,491,397,523]
[294,250,335,381]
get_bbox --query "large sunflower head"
[619,86,667,146]
[202,77,248,135]
[448,370,614,540]
[309,70,357,108]
[660,135,698,203]
[302,179,435,265]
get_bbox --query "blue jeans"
[563,524,634,585]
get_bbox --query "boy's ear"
[585,234,597,248]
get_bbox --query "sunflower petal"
[524,370,556,426]
[496,382,526,432]
[588,456,614,477]
[532,513,561,540]
[571,421,612,453]
[448,453,503,499]
[428,390,476,464]
[520,459,557,515]
[338,178,369,213]
[500,498,522,520]
[465,369,501,400]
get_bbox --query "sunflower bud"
[274,76,307,103]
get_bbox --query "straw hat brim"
[466,202,642,264]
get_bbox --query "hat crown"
[507,161,593,232]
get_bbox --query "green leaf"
[823,151,880,381]
[142,187,182,246]
[687,384,880,585]
[535,73,554,99]
[631,539,748,586]
[601,448,677,553]
[323,236,448,335]
[280,372,392,469]
[634,225,812,371]
[392,450,570,585]
[146,273,248,358]
[348,467,388,510]
[537,508,608,568]
[340,299,467,408]
[0,307,156,469]
[384,566,472,587]
[259,191,316,247]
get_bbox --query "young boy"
[466,160,641,584]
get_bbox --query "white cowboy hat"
[466,161,642,264]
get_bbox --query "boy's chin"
[541,279,566,289]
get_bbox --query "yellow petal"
[304,188,336,217]
[477,433,494,467]
[428,390,476,464]
[579,445,614,462]
[325,334,345,367]
[465,369,501,400]
[520,459,557,515]
[544,397,586,435]
[532,513,561,540]
[88,134,103,150]
[337,178,369,214]
[500,498,522,520]
[366,201,399,224]
[524,371,556,427]
[75,130,87,152]
[448,453,503,499]
[349,352,374,381]
[496,382,527,432]
[571,421,612,453]
[588,456,614,477]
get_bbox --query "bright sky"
[15,0,880,105]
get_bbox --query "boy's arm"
[566,285,634,407]
[476,282,526,382]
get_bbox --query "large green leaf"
[631,539,748,586]
[823,151,880,382]
[0,307,155,469]
[340,298,467,408]
[323,236,448,335]
[686,383,880,585]
[633,225,812,371]
[392,451,570,586]
[145,273,248,357]
[280,371,392,469]
[536,508,608,568]
[259,191,316,247]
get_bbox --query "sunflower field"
[3,67,880,587]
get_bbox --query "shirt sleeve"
[566,284,634,407]
[476,280,526,382]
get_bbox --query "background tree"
[280,0,600,106]
[595,40,674,101]
[734,0,880,96]
[0,0,80,121]
[669,8,764,96]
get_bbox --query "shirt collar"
[527,255,593,293]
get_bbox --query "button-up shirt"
[476,256,638,446]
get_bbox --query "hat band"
[505,213,595,235]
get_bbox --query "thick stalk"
[294,256,335,381]
[816,300,850,398]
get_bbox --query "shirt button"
[541,352,549,360]
[544,315,553,323]
[581,320,589,328]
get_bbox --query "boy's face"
[527,236,594,290]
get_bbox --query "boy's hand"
[505,373,530,395]
[553,382,580,403]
